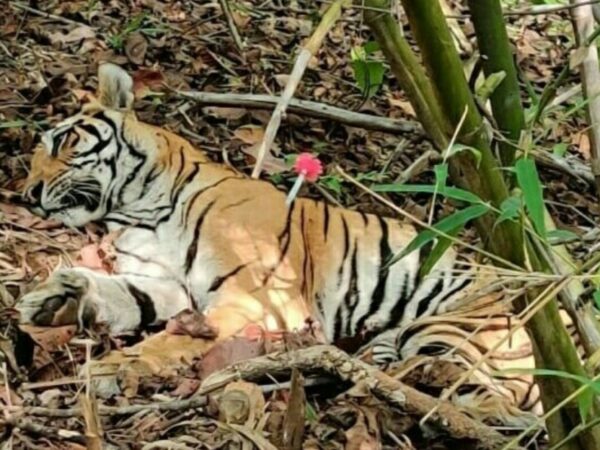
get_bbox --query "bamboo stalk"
[363,1,600,447]
[467,0,524,169]
[251,0,351,179]
[570,0,600,197]
[470,0,600,366]
[401,2,600,448]
[362,2,449,150]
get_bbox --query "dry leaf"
[578,133,591,160]
[388,97,416,117]
[233,125,265,145]
[345,412,380,450]
[231,11,251,29]
[219,380,265,425]
[282,369,305,450]
[165,309,218,339]
[0,384,23,407]
[49,26,95,45]
[198,337,265,379]
[125,32,148,65]
[241,145,287,174]
[18,325,77,352]
[71,88,95,103]
[132,69,165,98]
[171,377,200,398]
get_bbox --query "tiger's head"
[22,64,151,227]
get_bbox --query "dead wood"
[200,344,519,450]
[176,91,421,135]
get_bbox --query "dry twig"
[218,0,244,52]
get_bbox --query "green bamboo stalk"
[362,5,449,150]
[467,0,525,169]
[362,0,600,447]
[398,2,600,448]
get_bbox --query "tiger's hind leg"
[356,323,539,428]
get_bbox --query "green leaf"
[351,60,384,98]
[496,196,521,225]
[434,163,448,191]
[363,41,380,54]
[319,175,343,194]
[552,143,568,157]
[579,389,594,423]
[547,229,579,244]
[373,183,485,204]
[515,158,546,240]
[419,229,459,278]
[284,154,297,166]
[447,144,482,167]
[0,120,28,129]
[388,204,489,267]
[305,402,318,422]
[593,289,600,310]
[476,71,506,101]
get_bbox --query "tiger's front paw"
[17,270,91,327]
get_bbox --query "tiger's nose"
[25,181,44,205]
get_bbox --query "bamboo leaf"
[373,183,485,204]
[447,143,482,167]
[388,204,489,266]
[419,228,459,278]
[515,158,546,239]
[579,389,594,423]
[434,163,448,190]
[496,196,521,225]
[594,290,600,311]
[547,229,579,244]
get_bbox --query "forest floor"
[1,0,599,449]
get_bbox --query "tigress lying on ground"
[15,64,537,427]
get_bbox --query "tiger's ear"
[97,63,134,110]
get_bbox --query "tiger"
[14,63,538,427]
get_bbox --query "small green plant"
[350,41,385,100]
[107,13,165,50]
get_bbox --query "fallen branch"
[533,150,596,186]
[200,345,517,450]
[13,396,209,418]
[4,415,86,444]
[176,91,421,135]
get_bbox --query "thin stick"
[176,90,420,134]
[9,1,93,28]
[218,0,244,52]
[251,0,351,179]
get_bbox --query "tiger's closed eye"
[65,131,80,150]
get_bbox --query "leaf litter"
[0,0,599,449]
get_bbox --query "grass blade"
[515,158,546,240]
